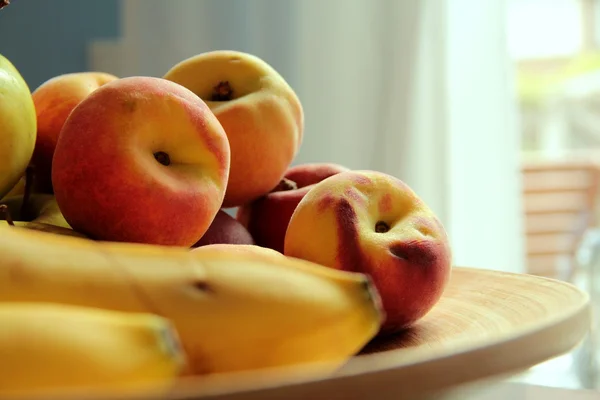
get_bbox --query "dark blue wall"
[0,0,119,90]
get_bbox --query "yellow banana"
[0,302,185,398]
[0,194,87,238]
[0,54,37,199]
[0,223,383,376]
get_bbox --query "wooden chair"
[522,157,600,281]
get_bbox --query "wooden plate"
[43,266,590,400]
[165,266,592,400]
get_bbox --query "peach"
[191,209,255,248]
[237,162,349,253]
[163,50,304,207]
[31,72,118,193]
[191,243,288,262]
[51,76,230,246]
[283,170,452,335]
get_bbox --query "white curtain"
[89,0,525,274]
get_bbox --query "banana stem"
[20,165,34,221]
[0,205,15,226]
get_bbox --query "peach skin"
[191,243,288,262]
[31,72,118,193]
[283,170,452,335]
[51,76,231,246]
[237,162,349,253]
[163,50,304,207]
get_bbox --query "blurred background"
[4,0,600,393]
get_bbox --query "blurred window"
[508,0,584,60]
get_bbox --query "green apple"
[0,54,37,199]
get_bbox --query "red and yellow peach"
[31,72,118,193]
[163,50,304,207]
[284,170,452,334]
[51,76,231,246]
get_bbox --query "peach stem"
[154,152,171,166]
[211,81,234,101]
[270,178,298,193]
[0,205,14,226]
[375,221,390,233]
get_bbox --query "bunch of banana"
[0,222,383,397]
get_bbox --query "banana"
[0,194,87,238]
[0,302,186,398]
[0,223,383,376]
[0,54,37,200]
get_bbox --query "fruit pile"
[0,50,452,398]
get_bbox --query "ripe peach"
[31,72,118,193]
[51,76,230,246]
[163,50,304,207]
[237,162,349,253]
[191,243,288,262]
[192,210,255,248]
[284,170,452,335]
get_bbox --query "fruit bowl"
[0,42,589,400]
[57,266,589,400]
